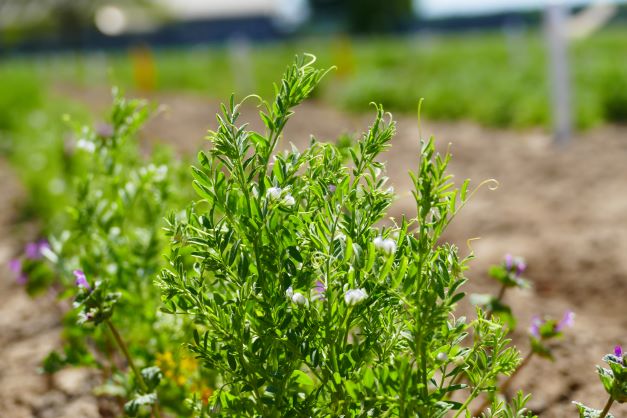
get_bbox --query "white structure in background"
[545,4,572,145]
[567,2,618,39]
[544,2,618,145]
[419,0,624,18]
[155,0,310,31]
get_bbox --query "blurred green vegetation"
[0,64,78,224]
[2,27,627,139]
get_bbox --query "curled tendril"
[443,178,500,230]
[242,94,263,106]
[310,251,328,270]
[468,178,500,201]
[417,98,425,140]
[466,237,481,256]
[302,52,317,68]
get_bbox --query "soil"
[1,84,625,417]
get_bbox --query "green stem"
[599,396,614,418]
[452,374,489,418]
[106,320,162,418]
[472,352,534,416]
[485,284,507,318]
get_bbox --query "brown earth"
[2,84,626,417]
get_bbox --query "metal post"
[545,4,572,145]
[229,35,254,95]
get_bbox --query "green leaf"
[141,366,163,392]
[573,401,614,418]
[290,370,314,387]
[124,393,157,417]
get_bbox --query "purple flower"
[615,345,623,358]
[504,254,513,270]
[24,239,50,260]
[328,184,337,194]
[529,315,542,338]
[9,258,21,274]
[8,258,27,285]
[25,243,39,259]
[95,122,114,138]
[556,311,575,331]
[529,310,575,339]
[312,280,326,301]
[73,269,91,291]
[504,254,526,278]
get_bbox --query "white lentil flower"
[373,236,397,255]
[266,187,282,201]
[76,139,95,153]
[286,286,294,298]
[154,165,168,182]
[282,194,296,206]
[453,356,465,367]
[291,292,308,306]
[436,352,448,362]
[344,288,368,306]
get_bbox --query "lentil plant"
[158,55,534,417]
[11,90,200,416]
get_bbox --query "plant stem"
[106,319,162,418]
[485,284,507,318]
[599,396,614,418]
[472,352,534,416]
[452,375,489,418]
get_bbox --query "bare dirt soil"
[2,85,626,417]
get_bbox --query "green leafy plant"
[157,54,535,417]
[574,345,626,418]
[11,89,201,417]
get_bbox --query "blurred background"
[1,0,627,130]
[1,1,626,417]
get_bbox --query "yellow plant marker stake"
[130,43,156,93]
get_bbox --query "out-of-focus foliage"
[0,0,164,43]
[308,0,414,33]
[6,27,626,130]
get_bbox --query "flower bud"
[282,195,296,206]
[291,292,307,306]
[266,187,282,201]
[453,356,465,367]
[373,236,396,255]
[344,288,368,306]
